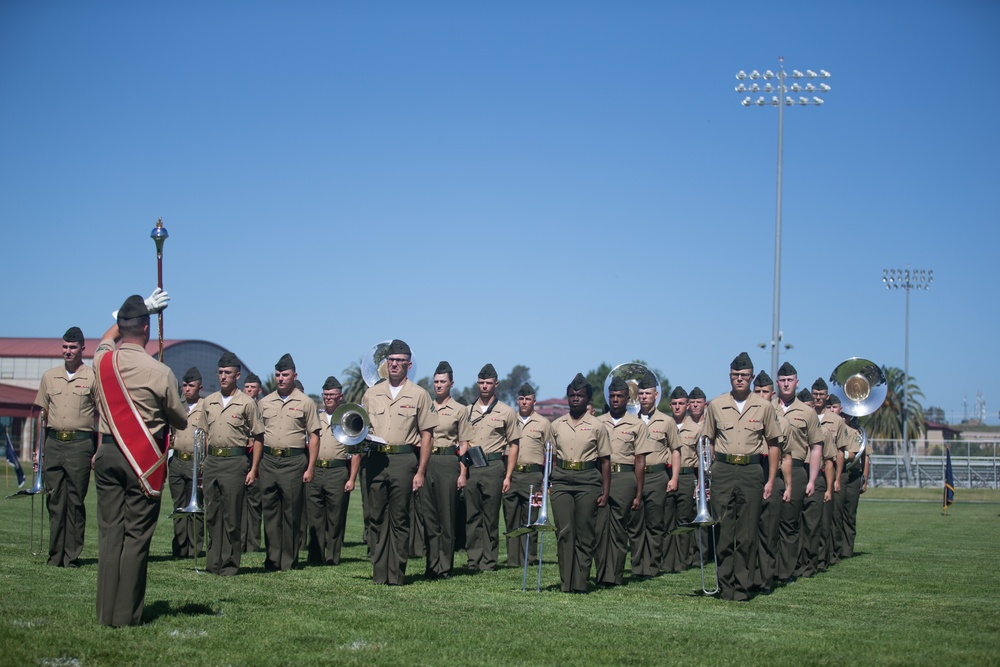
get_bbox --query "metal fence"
[869,438,1000,488]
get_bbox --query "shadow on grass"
[143,600,218,623]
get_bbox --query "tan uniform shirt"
[642,410,680,467]
[468,399,520,456]
[317,411,349,461]
[703,392,781,456]
[843,422,863,458]
[550,413,611,462]
[259,388,321,448]
[34,364,97,432]
[362,379,436,446]
[517,412,553,466]
[676,415,702,468]
[203,391,264,450]
[93,340,187,440]
[432,397,474,449]
[171,398,206,454]
[777,398,823,461]
[818,411,845,461]
[598,412,654,465]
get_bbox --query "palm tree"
[341,358,366,404]
[860,365,925,481]
[263,373,277,395]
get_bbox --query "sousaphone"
[828,357,887,469]
[603,363,659,415]
[361,340,418,388]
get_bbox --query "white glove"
[145,287,170,313]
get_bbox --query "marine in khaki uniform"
[813,379,845,570]
[202,353,264,576]
[549,374,611,593]
[638,381,682,577]
[361,339,436,585]
[33,326,97,568]
[420,361,472,579]
[258,353,321,571]
[504,382,552,567]
[464,363,520,572]
[167,367,205,558]
[308,376,360,566]
[240,372,264,553]
[701,352,782,602]
[93,291,187,627]
[831,398,868,559]
[794,383,837,578]
[596,376,653,586]
[750,370,791,593]
[670,387,708,567]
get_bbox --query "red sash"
[97,351,167,498]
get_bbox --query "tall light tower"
[883,266,933,483]
[736,59,830,380]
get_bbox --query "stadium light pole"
[883,267,933,484]
[737,59,830,380]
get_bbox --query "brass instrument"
[603,363,659,415]
[671,435,719,595]
[828,358,887,470]
[330,402,372,453]
[6,412,48,555]
[506,440,555,592]
[361,340,417,388]
[172,427,206,571]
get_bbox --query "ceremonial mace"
[150,218,168,361]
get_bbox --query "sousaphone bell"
[828,357,887,470]
[603,363,659,415]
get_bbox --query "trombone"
[171,426,206,571]
[506,440,554,592]
[670,435,719,595]
[6,411,48,556]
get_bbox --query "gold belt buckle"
[568,460,584,471]
[55,430,74,442]
[730,454,749,465]
[271,447,287,457]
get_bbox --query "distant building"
[535,397,569,421]
[0,337,254,460]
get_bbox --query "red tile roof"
[0,383,41,418]
[0,338,182,358]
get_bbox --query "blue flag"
[943,446,955,511]
[4,427,26,488]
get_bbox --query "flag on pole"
[4,427,26,488]
[943,446,955,514]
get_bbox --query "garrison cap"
[688,387,706,400]
[812,377,828,391]
[182,367,202,383]
[275,353,295,371]
[797,389,814,403]
[117,295,149,320]
[387,339,411,356]
[62,327,84,343]
[754,371,773,388]
[218,352,241,369]
[777,361,797,377]
[827,394,841,406]
[478,363,498,380]
[434,361,453,376]
[294,380,304,391]
[518,383,536,397]
[637,373,658,390]
[670,386,688,400]
[244,372,261,385]
[322,376,342,391]
[608,376,629,393]
[568,373,590,392]
[730,352,753,371]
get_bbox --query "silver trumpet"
[6,412,49,555]
[507,440,554,592]
[670,435,719,595]
[172,427,206,571]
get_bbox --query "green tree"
[341,358,367,404]
[860,366,925,485]
[924,406,946,424]
[496,365,533,405]
[263,373,277,395]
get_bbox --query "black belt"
[432,447,457,456]
[679,467,695,475]
[610,463,635,473]
[264,446,306,457]
[644,463,668,473]
[514,463,544,473]
[555,458,597,471]
[715,453,763,466]
[373,444,415,455]
[485,452,504,462]
[209,446,248,457]
[316,459,348,469]
[47,429,92,442]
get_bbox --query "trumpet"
[507,440,554,592]
[173,427,206,516]
[6,411,48,556]
[671,435,719,595]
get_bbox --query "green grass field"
[0,485,997,666]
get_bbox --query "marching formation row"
[31,292,869,625]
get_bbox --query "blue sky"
[2,1,997,424]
